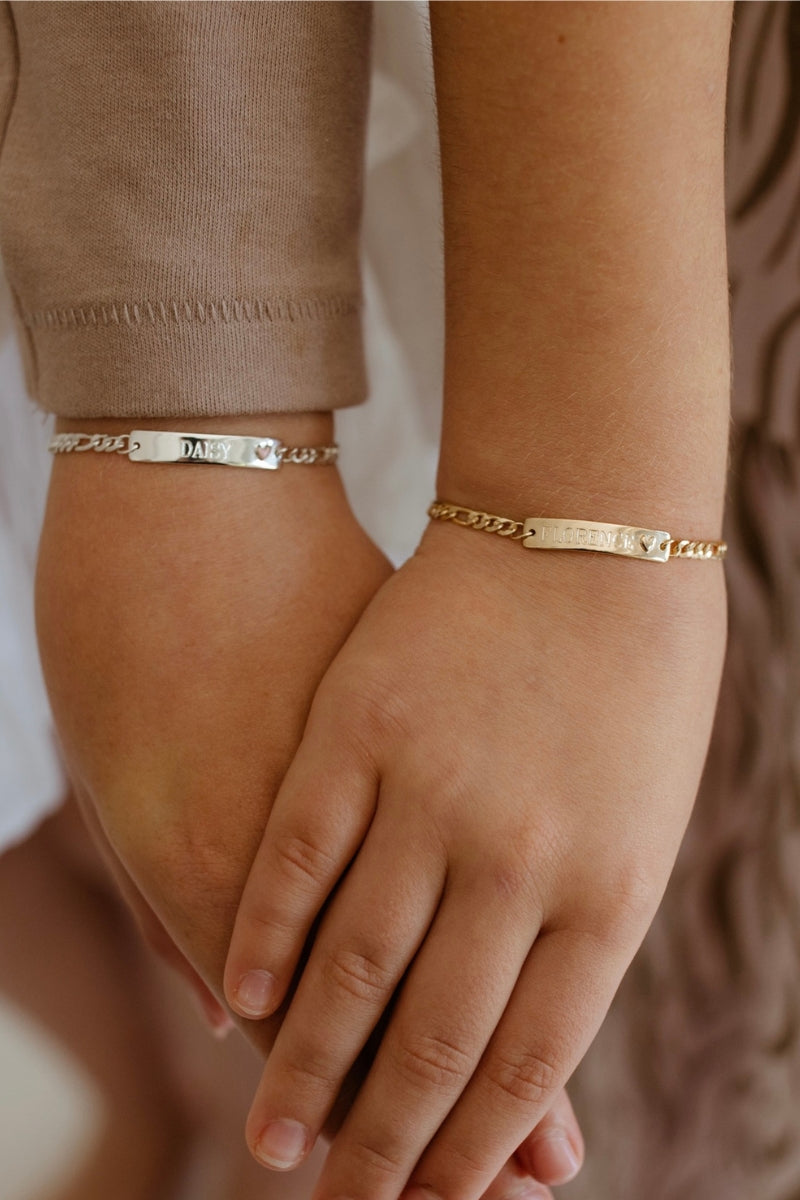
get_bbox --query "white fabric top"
[0,299,64,849]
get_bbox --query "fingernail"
[531,1131,580,1183]
[189,989,234,1038]
[234,969,276,1017]
[254,1118,309,1170]
[209,1010,234,1040]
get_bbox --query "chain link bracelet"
[428,500,727,562]
[48,430,338,470]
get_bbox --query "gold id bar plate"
[522,518,672,562]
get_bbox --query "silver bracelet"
[48,430,338,470]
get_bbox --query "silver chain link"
[49,432,134,455]
[276,444,339,465]
[49,432,339,466]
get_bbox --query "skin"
[225,4,734,1200]
[35,411,579,1200]
[226,524,727,1200]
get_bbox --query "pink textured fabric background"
[0,4,797,1196]
[563,6,800,1197]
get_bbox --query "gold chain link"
[427,501,526,539]
[428,500,727,560]
[666,538,727,560]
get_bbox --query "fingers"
[479,1160,553,1200]
[514,1088,583,1187]
[224,716,379,1021]
[427,1090,582,1200]
[140,906,233,1038]
[71,785,232,1035]
[396,927,619,1200]
[243,816,447,1168]
[309,868,542,1200]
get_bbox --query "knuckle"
[484,1044,562,1109]
[280,1039,341,1093]
[576,858,660,950]
[609,860,660,926]
[146,822,231,891]
[327,671,413,747]
[428,1137,489,1185]
[323,942,396,1003]
[243,906,297,940]
[272,830,335,889]
[484,847,549,916]
[344,1135,406,1182]
[140,828,241,926]
[392,1030,473,1092]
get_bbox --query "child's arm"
[225,6,733,1200]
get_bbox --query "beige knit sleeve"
[0,1,371,419]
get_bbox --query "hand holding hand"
[36,417,582,1197]
[226,517,727,1200]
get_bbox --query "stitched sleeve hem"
[17,294,367,419]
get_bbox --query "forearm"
[430,0,733,534]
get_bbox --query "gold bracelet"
[427,501,726,563]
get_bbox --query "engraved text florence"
[537,523,637,552]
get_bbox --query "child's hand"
[226,517,727,1200]
[35,415,582,1196]
[35,414,392,1062]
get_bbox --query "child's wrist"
[434,455,727,551]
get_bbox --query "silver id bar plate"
[522,518,671,562]
[129,431,282,469]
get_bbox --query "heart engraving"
[255,443,271,460]
[640,533,656,553]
